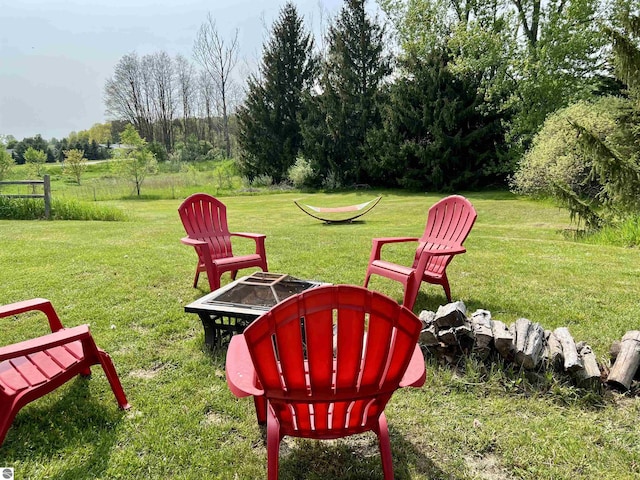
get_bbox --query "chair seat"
[0,341,84,395]
[211,253,263,268]
[369,260,417,278]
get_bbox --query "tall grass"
[583,215,640,247]
[0,196,126,221]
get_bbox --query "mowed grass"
[0,190,639,479]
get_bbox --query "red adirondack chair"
[364,195,477,310]
[0,298,130,446]
[178,193,268,291]
[226,285,426,480]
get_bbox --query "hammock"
[294,196,381,224]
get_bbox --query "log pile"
[418,301,639,392]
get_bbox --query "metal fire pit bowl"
[184,272,326,347]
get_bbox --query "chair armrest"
[369,237,419,263]
[0,298,64,332]
[420,244,467,256]
[0,324,90,362]
[226,335,264,398]
[373,237,419,245]
[180,237,213,264]
[230,233,267,257]
[399,344,426,388]
[231,232,266,240]
[180,236,207,247]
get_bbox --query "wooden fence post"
[0,176,51,219]
[43,175,51,220]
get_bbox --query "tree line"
[78,0,639,195]
[234,0,623,190]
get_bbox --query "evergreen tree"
[374,50,509,191]
[564,1,640,227]
[302,0,390,186]
[13,135,53,164]
[237,2,317,183]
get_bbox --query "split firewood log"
[492,320,514,359]
[554,327,582,372]
[575,342,601,388]
[513,318,545,370]
[607,331,640,391]
[434,301,467,328]
[471,309,494,359]
[544,330,564,371]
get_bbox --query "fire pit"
[184,272,326,347]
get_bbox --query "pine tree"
[237,2,316,183]
[302,0,390,186]
[374,50,508,191]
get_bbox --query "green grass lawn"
[0,190,639,479]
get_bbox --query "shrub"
[287,156,315,188]
[510,98,623,199]
[250,174,274,188]
[510,97,629,231]
[321,170,342,190]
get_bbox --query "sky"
[0,0,344,141]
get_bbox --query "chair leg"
[0,404,18,447]
[403,276,420,311]
[193,269,200,288]
[266,407,281,480]
[207,274,221,292]
[363,271,372,288]
[254,395,267,425]
[441,274,452,302]
[230,270,238,281]
[376,413,394,480]
[97,351,131,409]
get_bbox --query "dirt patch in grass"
[129,361,166,379]
[465,454,512,480]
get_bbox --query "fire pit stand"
[184,272,326,347]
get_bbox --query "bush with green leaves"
[114,125,158,196]
[212,159,237,190]
[287,156,315,188]
[510,97,627,226]
[249,174,273,188]
[63,148,88,185]
[23,146,48,178]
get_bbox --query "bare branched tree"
[148,51,177,150]
[193,13,239,158]
[197,70,216,143]
[175,54,196,142]
[104,52,153,141]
